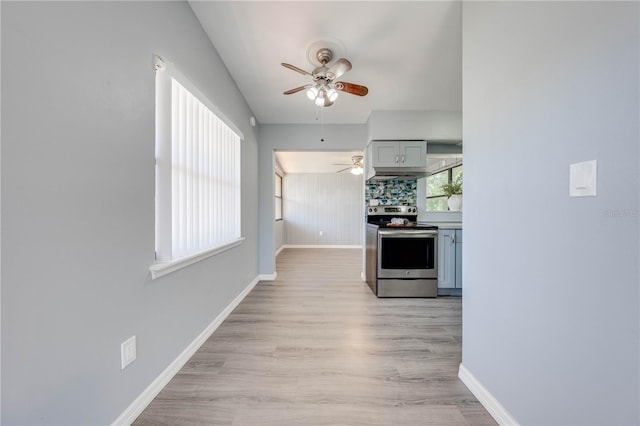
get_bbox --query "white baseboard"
[282,244,362,249]
[259,272,277,281]
[275,245,285,256]
[361,271,366,282]
[458,363,519,426]
[112,276,261,426]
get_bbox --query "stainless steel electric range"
[365,206,438,297]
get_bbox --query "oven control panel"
[367,206,417,215]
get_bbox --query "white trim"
[155,55,244,140]
[361,272,366,282]
[259,273,277,281]
[149,238,245,279]
[112,275,261,426]
[458,363,519,426]
[282,245,362,249]
[275,245,285,257]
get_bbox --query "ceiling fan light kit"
[307,84,338,106]
[282,47,368,108]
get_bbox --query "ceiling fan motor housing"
[315,48,333,65]
[312,49,334,78]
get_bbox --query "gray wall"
[258,124,367,274]
[367,110,462,142]
[1,2,259,425]
[462,2,639,425]
[284,173,364,245]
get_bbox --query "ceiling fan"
[334,155,364,175]
[282,48,369,107]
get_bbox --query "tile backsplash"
[365,179,417,206]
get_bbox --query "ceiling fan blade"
[335,167,352,173]
[326,58,352,80]
[283,85,309,95]
[281,62,312,76]
[335,81,369,97]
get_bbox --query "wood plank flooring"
[133,248,496,426]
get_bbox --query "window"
[426,164,463,211]
[275,173,283,221]
[151,57,243,278]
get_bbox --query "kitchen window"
[275,173,283,221]
[151,57,243,279]
[426,164,463,211]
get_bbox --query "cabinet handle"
[394,154,400,163]
[400,154,406,163]
[451,234,455,244]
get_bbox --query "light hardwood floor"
[133,248,496,425]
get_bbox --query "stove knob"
[374,208,378,213]
[368,208,372,213]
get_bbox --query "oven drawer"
[377,279,438,298]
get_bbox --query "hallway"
[133,248,495,425]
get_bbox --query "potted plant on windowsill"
[441,174,463,211]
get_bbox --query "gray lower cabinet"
[455,229,462,288]
[438,228,462,294]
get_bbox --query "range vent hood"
[367,166,428,181]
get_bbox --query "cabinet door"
[438,229,456,288]
[455,230,462,289]
[399,141,427,167]
[370,141,400,167]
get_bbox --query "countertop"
[430,222,463,229]
[367,222,462,229]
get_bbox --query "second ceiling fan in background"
[333,155,364,175]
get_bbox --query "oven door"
[377,229,438,279]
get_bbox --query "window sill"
[149,237,245,280]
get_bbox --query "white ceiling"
[189,1,462,125]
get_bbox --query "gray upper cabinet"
[369,141,427,168]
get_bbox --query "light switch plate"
[570,160,597,197]
[121,335,137,370]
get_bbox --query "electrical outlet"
[121,336,136,370]
[319,230,324,236]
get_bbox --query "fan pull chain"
[319,106,325,142]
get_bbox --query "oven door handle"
[378,229,438,237]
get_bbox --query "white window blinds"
[170,79,241,259]
[155,62,242,266]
